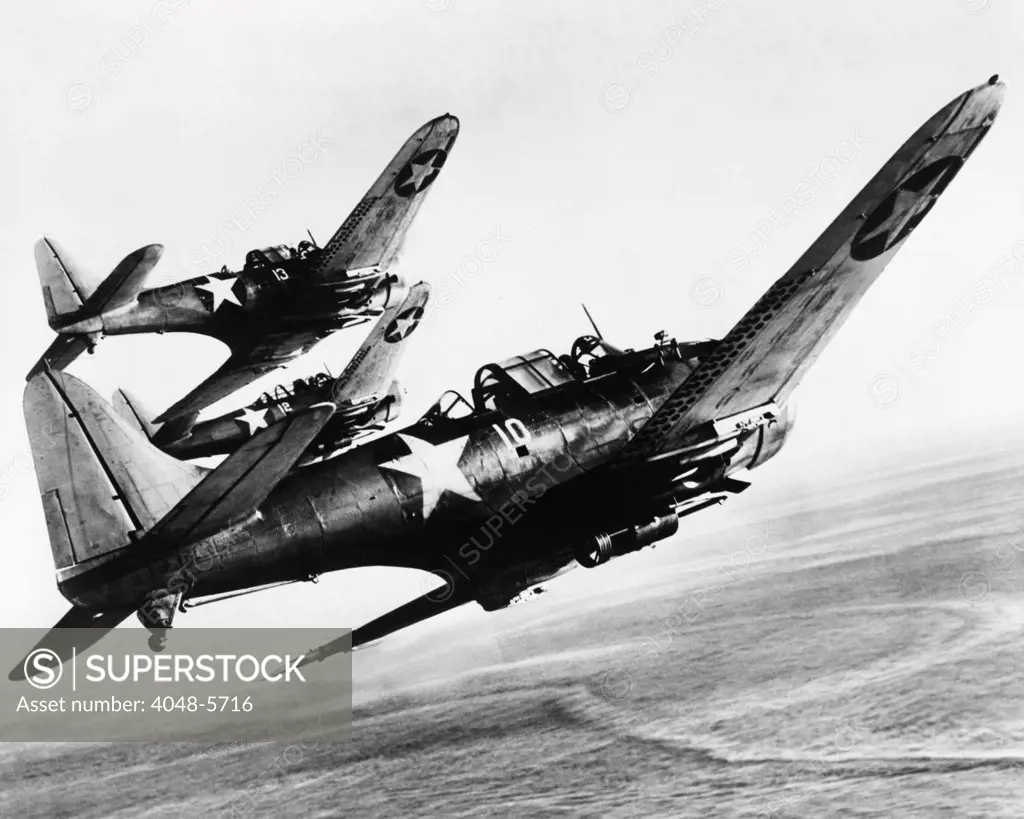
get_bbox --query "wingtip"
[942,75,1006,126]
[973,73,1006,97]
[969,74,1006,115]
[432,112,460,131]
[141,243,165,262]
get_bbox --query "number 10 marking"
[493,418,531,452]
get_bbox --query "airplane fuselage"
[57,260,394,346]
[160,378,401,460]
[57,349,793,612]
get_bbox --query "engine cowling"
[737,398,797,472]
[574,512,680,568]
[336,381,403,443]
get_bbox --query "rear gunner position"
[11,79,1004,676]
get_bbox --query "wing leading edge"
[153,114,457,425]
[142,402,336,548]
[152,328,324,424]
[620,77,1005,464]
[311,113,460,286]
[330,281,431,408]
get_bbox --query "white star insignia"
[196,275,242,311]
[393,314,417,335]
[380,434,481,518]
[386,310,421,342]
[405,157,437,192]
[236,406,269,436]
[860,173,947,248]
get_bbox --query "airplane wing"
[619,77,1004,465]
[294,578,475,670]
[309,114,459,288]
[142,402,336,547]
[330,282,431,408]
[29,333,95,375]
[152,115,456,425]
[8,607,132,682]
[152,328,326,424]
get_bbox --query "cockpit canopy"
[420,349,577,425]
[245,245,295,270]
[419,333,718,426]
[244,241,317,271]
[254,371,332,407]
[472,349,576,411]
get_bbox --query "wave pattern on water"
[5,451,1024,817]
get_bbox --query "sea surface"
[3,443,1024,817]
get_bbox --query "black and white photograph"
[2,1,1023,816]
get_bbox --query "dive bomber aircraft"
[115,282,430,463]
[31,113,458,427]
[10,78,1004,678]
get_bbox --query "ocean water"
[3,445,1024,817]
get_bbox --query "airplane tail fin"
[112,386,162,442]
[35,237,97,328]
[32,237,163,373]
[24,370,206,582]
[112,386,198,450]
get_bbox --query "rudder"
[35,237,96,329]
[25,371,207,575]
[35,236,163,332]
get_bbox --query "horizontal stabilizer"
[8,608,132,682]
[28,334,94,377]
[81,243,163,318]
[150,413,197,449]
[33,239,163,375]
[142,402,337,548]
[37,238,163,331]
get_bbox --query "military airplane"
[10,78,1004,679]
[30,113,458,424]
[114,283,430,463]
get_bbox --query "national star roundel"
[384,305,425,343]
[193,273,246,313]
[849,156,964,262]
[393,149,447,198]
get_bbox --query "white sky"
[1,1,1023,634]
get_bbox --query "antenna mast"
[581,303,603,339]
